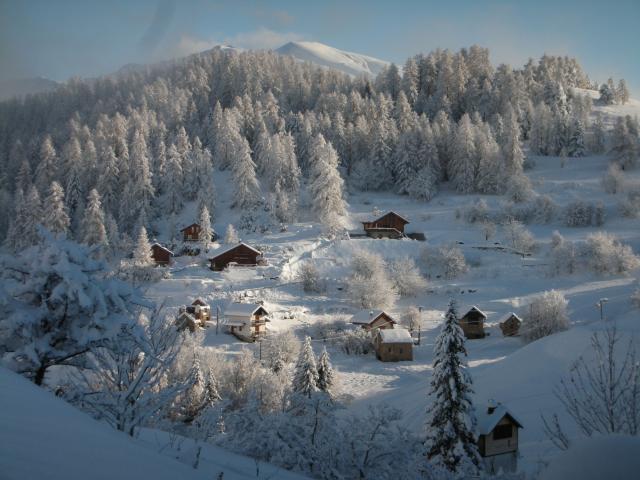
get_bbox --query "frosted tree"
[610,116,638,170]
[590,113,607,154]
[522,290,569,342]
[567,118,586,157]
[72,308,186,436]
[43,181,71,237]
[19,186,44,250]
[198,203,213,252]
[388,257,427,297]
[231,136,260,211]
[501,107,525,176]
[81,189,108,251]
[293,336,319,399]
[133,226,153,268]
[450,114,477,193]
[163,144,184,215]
[348,250,397,309]
[617,79,630,105]
[96,144,120,216]
[316,347,335,395]
[35,136,57,194]
[308,134,347,234]
[61,136,84,224]
[202,369,222,409]
[122,130,155,229]
[224,224,239,244]
[0,233,142,385]
[425,299,482,475]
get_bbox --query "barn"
[476,401,523,474]
[350,310,397,332]
[498,313,522,337]
[150,243,173,266]
[181,223,217,242]
[374,328,414,361]
[362,211,410,239]
[209,243,262,271]
[222,303,270,342]
[459,306,487,339]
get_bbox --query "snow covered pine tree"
[425,298,482,475]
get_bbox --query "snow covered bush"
[522,290,569,342]
[262,331,301,372]
[548,231,578,276]
[223,224,239,244]
[388,257,427,297]
[0,231,143,386]
[583,232,640,275]
[505,174,534,203]
[298,261,326,294]
[463,198,490,224]
[504,219,537,253]
[421,244,468,280]
[618,190,640,218]
[347,250,397,309]
[602,164,625,194]
[402,306,423,332]
[564,200,598,227]
[334,328,374,355]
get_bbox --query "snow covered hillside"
[275,41,390,77]
[0,367,308,480]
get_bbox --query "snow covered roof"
[177,311,197,323]
[151,243,174,255]
[224,303,269,317]
[377,328,413,344]
[497,312,522,324]
[209,242,262,260]
[463,305,487,318]
[476,404,523,435]
[350,310,395,325]
[180,223,199,232]
[362,211,410,225]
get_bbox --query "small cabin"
[459,306,487,339]
[175,311,200,333]
[350,310,397,332]
[209,243,262,271]
[498,313,522,337]
[151,243,173,266]
[476,401,523,474]
[181,223,217,242]
[374,328,413,362]
[362,211,409,239]
[223,303,269,342]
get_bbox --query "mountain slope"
[0,77,59,101]
[275,41,389,77]
[0,367,307,480]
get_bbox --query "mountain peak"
[275,41,389,77]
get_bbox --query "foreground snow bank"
[539,435,640,480]
[0,367,307,480]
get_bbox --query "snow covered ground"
[0,366,308,480]
[141,97,640,476]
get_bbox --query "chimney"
[369,310,374,318]
[487,399,497,414]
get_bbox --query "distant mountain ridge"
[275,41,390,77]
[0,76,59,101]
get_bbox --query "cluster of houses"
[458,306,523,339]
[149,221,265,272]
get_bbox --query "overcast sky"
[1,0,638,94]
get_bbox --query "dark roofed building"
[209,243,262,271]
[362,211,409,239]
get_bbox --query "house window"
[388,347,392,353]
[493,424,513,440]
[399,348,403,354]
[239,326,243,331]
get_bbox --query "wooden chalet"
[459,306,487,339]
[181,223,217,242]
[175,311,200,333]
[476,401,523,474]
[350,310,397,332]
[498,313,522,337]
[151,243,173,266]
[209,243,262,271]
[374,328,413,362]
[222,303,269,342]
[362,211,409,239]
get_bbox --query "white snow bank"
[0,367,307,480]
[539,435,640,480]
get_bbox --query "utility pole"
[596,298,608,321]
[216,305,220,335]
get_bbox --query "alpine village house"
[351,310,414,362]
[350,310,397,332]
[151,243,173,266]
[222,303,270,342]
[476,401,523,473]
[181,223,217,242]
[209,243,262,271]
[459,306,488,339]
[362,211,410,239]
[175,299,211,332]
[498,312,522,337]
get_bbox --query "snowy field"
[139,92,640,476]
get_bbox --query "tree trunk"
[34,364,47,386]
